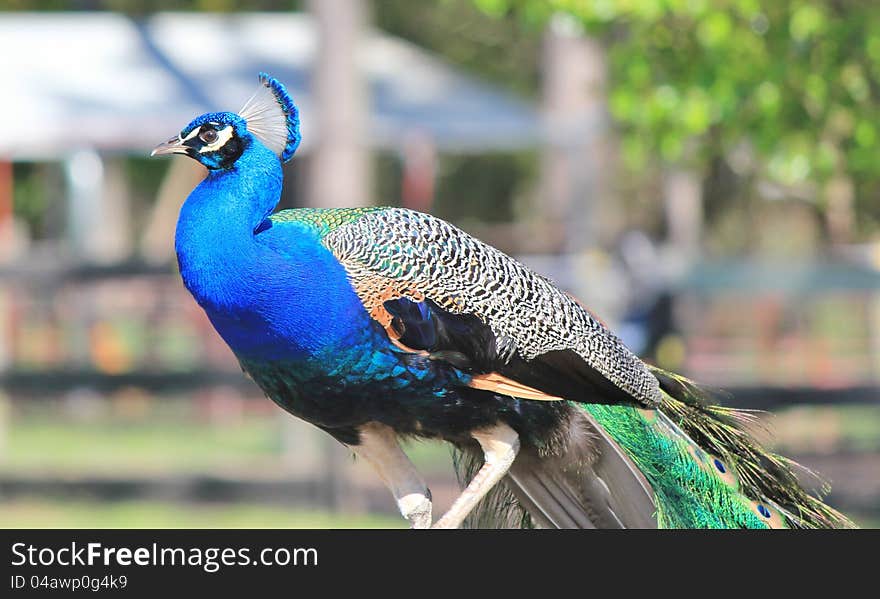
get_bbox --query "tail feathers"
[507,408,658,529]
[455,408,657,529]
[650,367,854,529]
[454,368,855,529]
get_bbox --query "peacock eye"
[199,129,219,144]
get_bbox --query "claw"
[349,423,432,529]
[400,493,433,529]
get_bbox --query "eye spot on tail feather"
[683,444,739,488]
[751,500,787,528]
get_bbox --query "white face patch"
[197,124,235,154]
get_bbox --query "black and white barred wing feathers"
[322,208,662,409]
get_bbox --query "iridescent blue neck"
[175,140,282,305]
[174,140,367,362]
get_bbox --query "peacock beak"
[151,136,189,157]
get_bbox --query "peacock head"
[152,73,301,170]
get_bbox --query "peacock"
[152,73,853,529]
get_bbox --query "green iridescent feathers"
[460,379,853,529]
[646,368,854,529]
[583,368,853,529]
[583,403,769,528]
[268,207,384,238]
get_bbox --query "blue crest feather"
[258,73,301,162]
[239,72,302,163]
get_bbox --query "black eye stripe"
[174,122,244,170]
[218,136,244,168]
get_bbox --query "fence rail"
[3,370,878,410]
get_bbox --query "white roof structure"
[0,12,540,160]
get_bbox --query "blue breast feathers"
[174,143,370,364]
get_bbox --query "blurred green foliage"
[375,2,542,224]
[432,152,536,225]
[474,1,880,215]
[10,0,880,236]
[375,0,540,95]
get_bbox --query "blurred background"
[0,0,877,528]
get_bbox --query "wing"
[321,207,662,408]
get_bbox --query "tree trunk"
[307,0,372,208]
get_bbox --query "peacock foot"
[399,492,432,529]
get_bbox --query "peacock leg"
[349,422,433,529]
[432,422,520,529]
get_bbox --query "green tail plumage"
[636,367,853,528]
[457,367,854,529]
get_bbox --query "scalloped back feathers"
[240,72,301,163]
